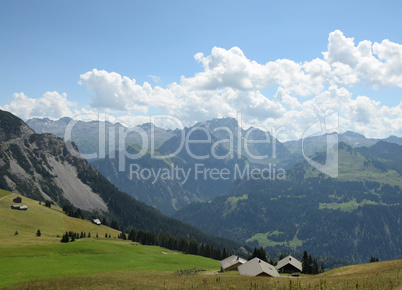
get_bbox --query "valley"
[1,110,402,288]
[1,189,400,289]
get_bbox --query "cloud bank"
[2,30,402,140]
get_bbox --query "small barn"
[93,219,101,225]
[10,204,28,210]
[238,258,280,277]
[13,196,22,203]
[275,255,302,274]
[219,255,247,272]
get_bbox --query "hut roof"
[238,258,280,277]
[275,255,302,272]
[219,255,247,271]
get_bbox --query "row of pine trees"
[125,228,231,260]
[302,250,325,274]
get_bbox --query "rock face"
[0,109,107,212]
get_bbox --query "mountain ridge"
[0,109,241,252]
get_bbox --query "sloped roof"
[220,255,247,271]
[238,258,280,277]
[275,255,302,272]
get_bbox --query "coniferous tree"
[199,244,206,257]
[222,247,229,259]
[320,262,325,273]
[312,259,319,274]
[178,237,188,253]
[187,239,199,255]
[111,220,119,230]
[119,232,127,240]
[213,246,222,260]
[61,232,69,243]
[128,229,136,241]
[302,250,309,274]
[205,244,212,258]
[36,229,41,237]
[102,217,108,226]
[307,254,313,274]
[250,247,267,262]
[76,208,82,219]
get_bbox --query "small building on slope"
[93,219,101,225]
[275,255,302,274]
[10,204,28,210]
[219,255,247,272]
[13,196,22,203]
[238,258,280,277]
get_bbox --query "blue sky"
[1,0,402,140]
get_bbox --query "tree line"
[125,228,230,260]
[302,250,324,274]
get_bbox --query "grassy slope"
[303,148,402,187]
[0,189,219,288]
[0,189,121,247]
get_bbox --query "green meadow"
[246,231,303,250]
[318,198,387,212]
[0,241,219,288]
[0,189,218,288]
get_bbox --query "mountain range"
[0,110,240,252]
[27,116,402,214]
[26,117,175,159]
[5,112,402,263]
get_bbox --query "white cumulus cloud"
[3,30,402,141]
[324,30,402,88]
[1,92,76,120]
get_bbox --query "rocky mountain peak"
[0,109,34,141]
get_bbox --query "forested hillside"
[174,143,402,263]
